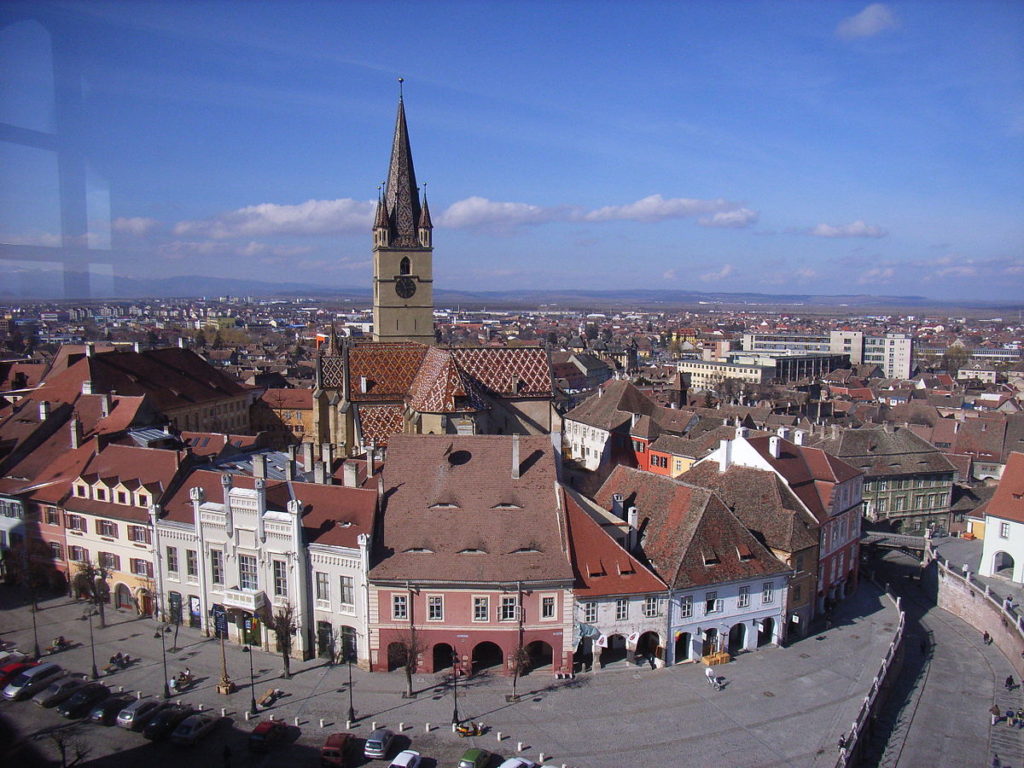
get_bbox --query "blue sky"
[1,0,1022,301]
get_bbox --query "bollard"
[269,714,275,721]
[372,721,378,730]
[319,718,324,729]
[294,717,299,727]
[221,708,226,717]
[197,703,203,711]
[137,690,142,699]
[452,723,457,733]
[118,685,124,692]
[539,754,545,763]
[399,722,404,732]
[517,742,524,752]
[244,711,251,721]
[177,699,182,706]
[425,723,431,733]
[346,720,352,729]
[496,732,503,741]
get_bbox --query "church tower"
[372,84,435,344]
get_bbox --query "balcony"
[222,587,265,612]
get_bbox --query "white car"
[388,750,422,768]
[497,760,539,768]
[170,713,220,745]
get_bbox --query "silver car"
[170,713,220,745]
[32,674,90,707]
[116,697,167,730]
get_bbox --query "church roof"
[383,94,422,247]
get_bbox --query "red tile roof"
[986,452,1024,524]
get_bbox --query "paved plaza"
[0,581,906,768]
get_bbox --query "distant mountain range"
[2,272,1022,312]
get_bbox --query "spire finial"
[398,76,404,101]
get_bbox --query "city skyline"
[1,0,1022,301]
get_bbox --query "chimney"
[776,426,788,439]
[626,506,639,551]
[255,478,267,543]
[793,429,805,446]
[38,400,50,421]
[831,424,839,441]
[178,337,186,349]
[100,394,111,418]
[719,438,732,471]
[314,461,327,485]
[321,442,334,469]
[82,380,94,395]
[288,444,297,462]
[769,435,781,458]
[511,434,520,479]
[85,342,95,357]
[360,376,369,394]
[286,459,297,481]
[735,425,748,439]
[883,421,893,434]
[70,415,82,450]
[368,442,376,477]
[220,473,234,535]
[252,453,266,479]
[302,442,315,471]
[343,461,358,488]
[611,493,624,519]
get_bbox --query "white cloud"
[583,194,741,223]
[662,268,678,280]
[112,217,159,236]
[157,240,313,260]
[697,208,759,228]
[174,198,375,239]
[436,196,561,230]
[937,265,979,278]
[699,264,734,282]
[858,266,895,284]
[809,220,887,238]
[837,4,899,40]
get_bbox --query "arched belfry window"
[399,257,411,275]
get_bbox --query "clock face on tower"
[395,276,417,299]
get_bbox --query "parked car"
[388,751,421,768]
[0,662,36,688]
[33,674,90,707]
[496,760,539,768]
[458,748,495,768]
[320,732,356,767]
[363,727,395,759]
[4,662,63,700]
[57,683,109,718]
[249,719,288,752]
[117,698,168,730]
[143,705,194,741]
[89,693,135,726]
[170,713,220,746]
[0,650,27,666]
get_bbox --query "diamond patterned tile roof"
[407,347,486,413]
[356,404,405,447]
[347,342,428,401]
[451,347,553,397]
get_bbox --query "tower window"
[400,257,411,275]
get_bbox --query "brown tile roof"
[259,388,313,410]
[450,347,553,398]
[347,342,428,401]
[986,452,1024,524]
[407,347,485,413]
[816,425,957,479]
[565,494,666,597]
[595,466,789,589]
[563,379,656,432]
[355,405,405,447]
[65,444,186,521]
[370,435,573,584]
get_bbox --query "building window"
[679,595,693,619]
[99,552,119,571]
[95,488,107,501]
[66,514,85,532]
[643,597,659,618]
[762,582,775,604]
[793,585,802,603]
[127,525,150,544]
[46,507,59,525]
[131,558,152,577]
[166,546,179,575]
[49,542,63,560]
[705,592,721,614]
[615,598,628,621]
[468,596,487,622]
[1000,522,1011,539]
[69,545,88,562]
[501,595,519,621]
[315,571,329,602]
[117,491,127,504]
[583,601,597,623]
[392,594,407,620]
[542,595,556,619]
[273,560,288,596]
[339,576,354,609]
[738,586,750,608]
[210,550,224,585]
[186,549,198,578]
[427,595,444,621]
[238,555,258,590]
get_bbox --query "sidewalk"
[0,582,902,768]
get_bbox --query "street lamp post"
[346,648,355,724]
[243,642,257,716]
[84,608,99,680]
[30,602,40,661]
[155,624,170,698]
[451,647,461,725]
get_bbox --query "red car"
[248,719,288,752]
[0,662,38,687]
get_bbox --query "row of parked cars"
[323,727,552,768]
[0,653,220,746]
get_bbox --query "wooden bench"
[257,688,278,707]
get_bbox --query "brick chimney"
[511,434,520,479]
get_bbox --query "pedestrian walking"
[991,704,1002,725]
[1006,675,1015,691]
[706,666,715,685]
[983,630,991,645]
[1007,709,1017,727]
[837,733,847,751]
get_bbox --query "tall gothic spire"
[383,83,422,247]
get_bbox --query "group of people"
[107,651,131,669]
[168,667,193,693]
[990,704,1024,727]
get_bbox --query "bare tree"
[71,561,110,628]
[263,603,298,679]
[48,725,91,768]
[509,645,530,702]
[390,627,426,698]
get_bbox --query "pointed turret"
[418,188,433,248]
[383,93,422,248]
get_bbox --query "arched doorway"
[728,623,746,655]
[386,642,408,672]
[673,632,691,663]
[636,631,660,662]
[599,634,627,667]
[994,551,1015,578]
[115,583,133,610]
[137,589,153,616]
[471,641,503,673]
[524,640,553,674]
[432,642,454,672]
[701,628,718,657]
[757,617,775,647]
